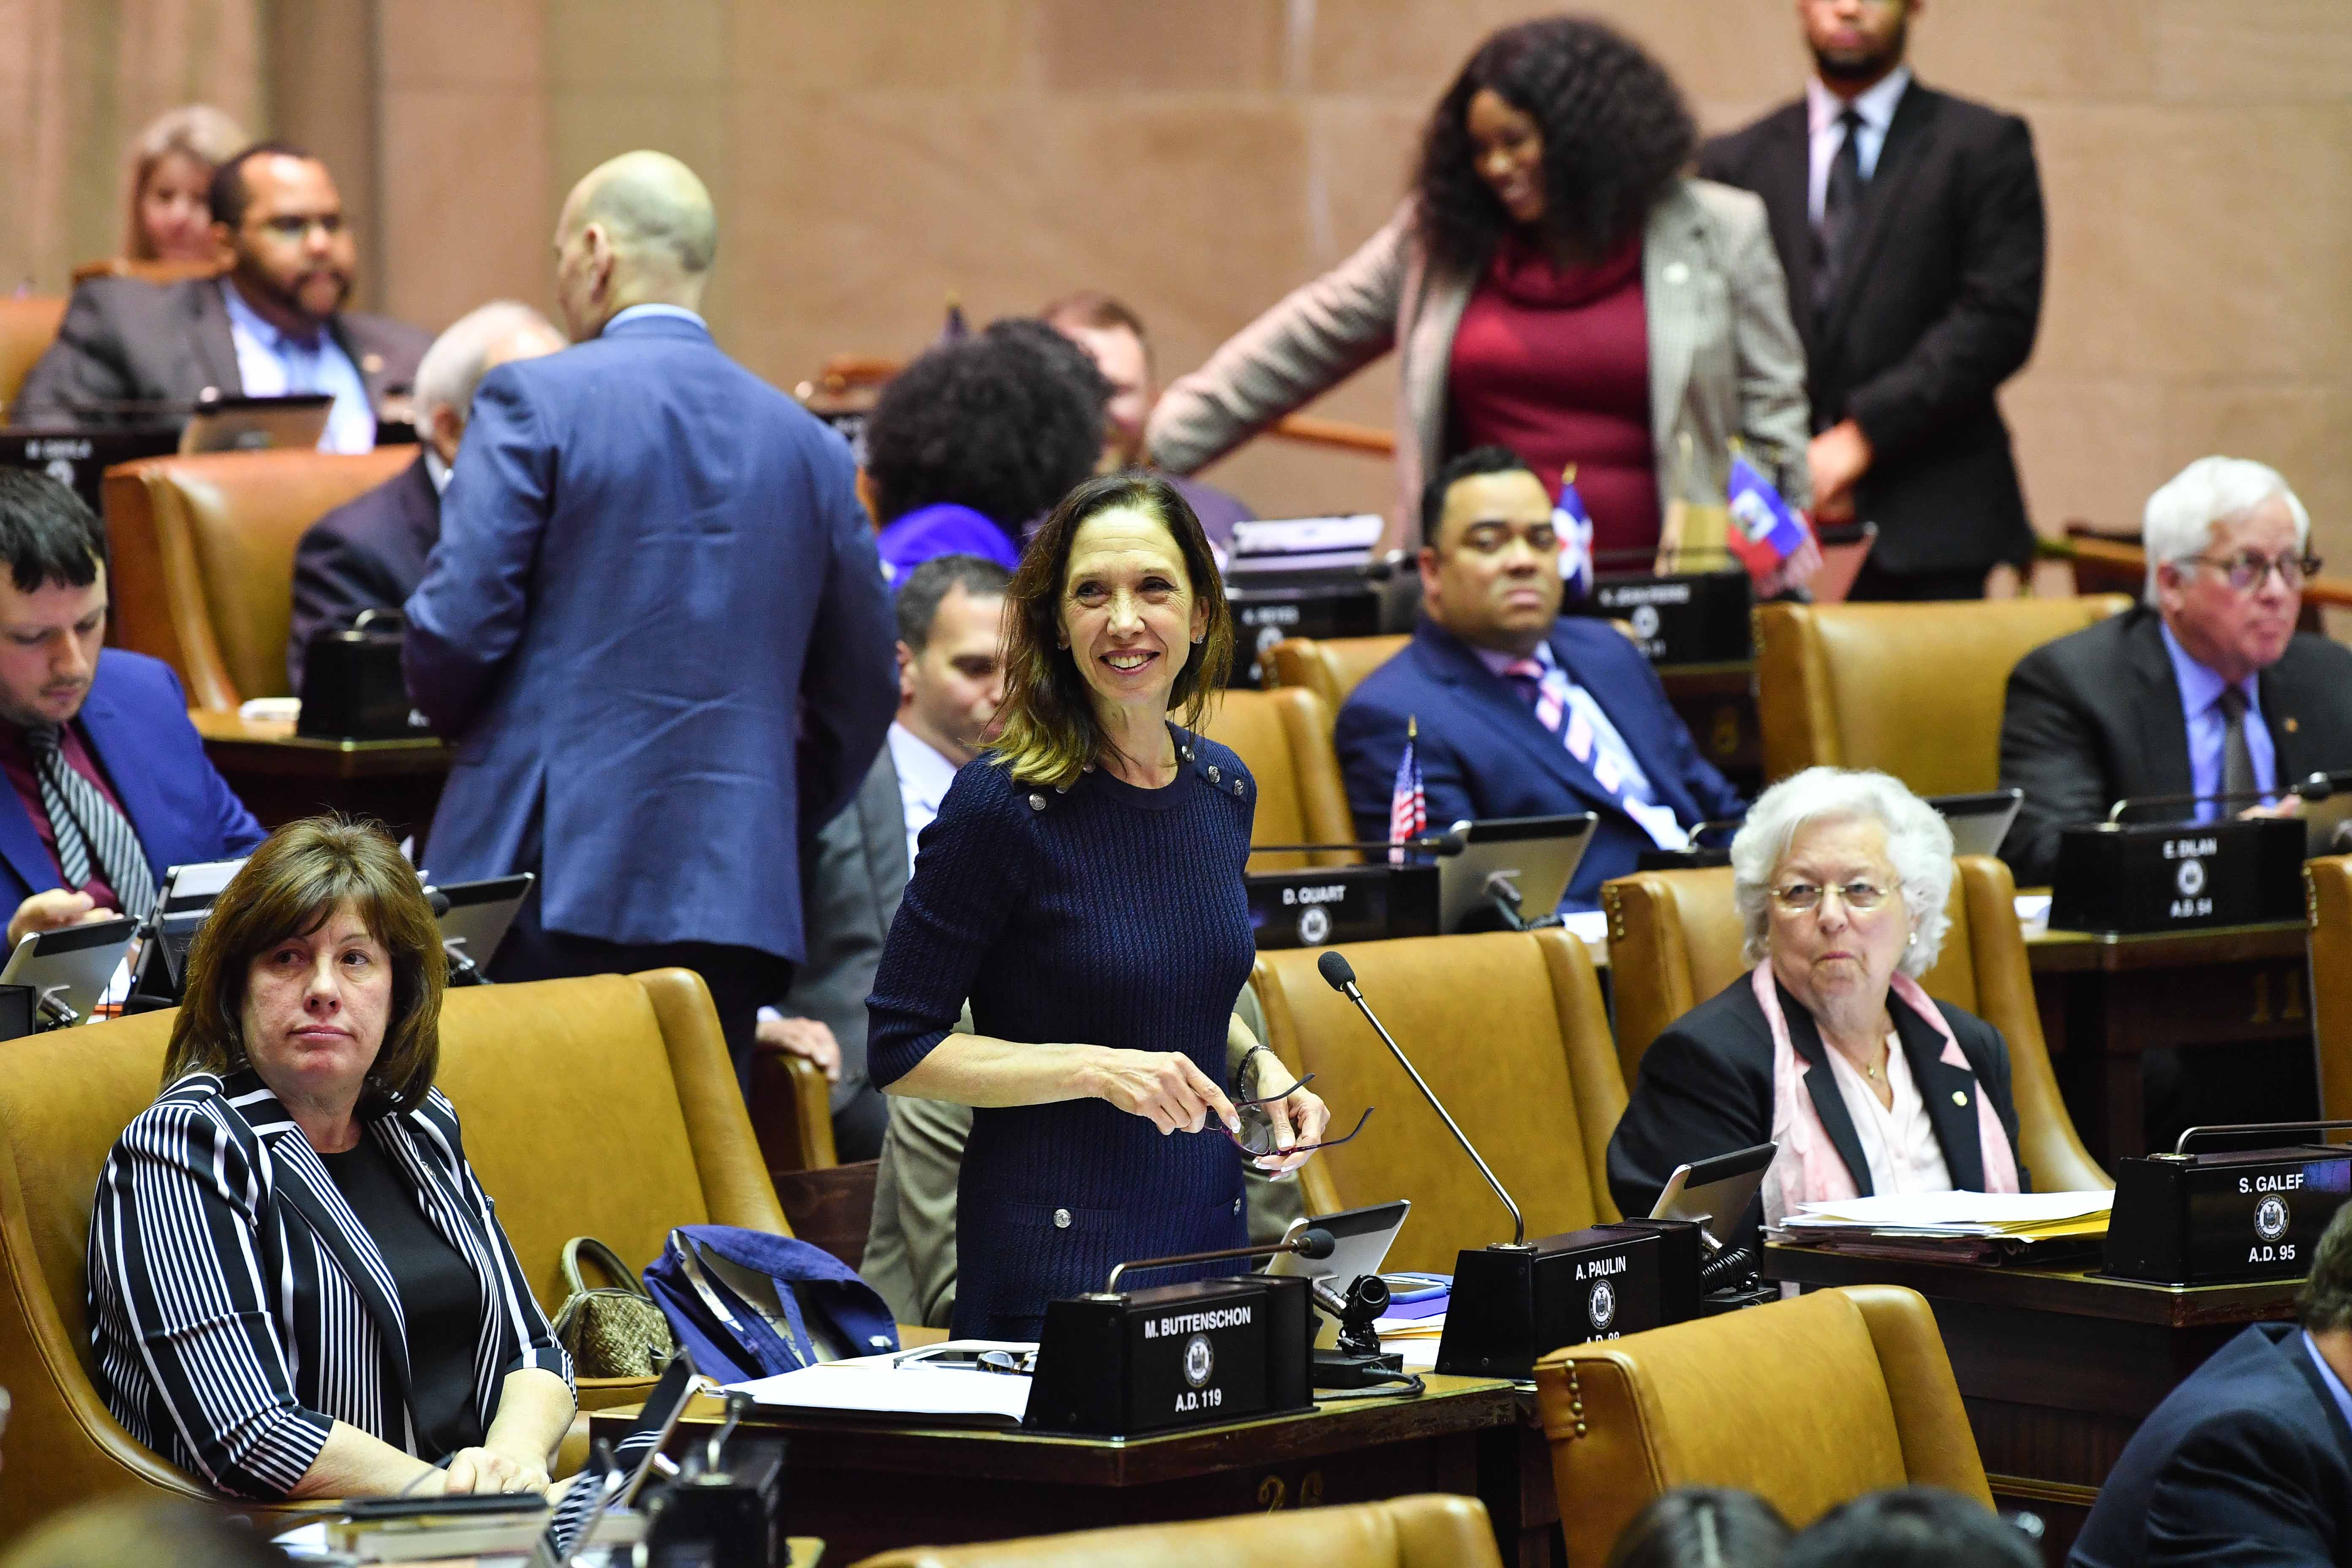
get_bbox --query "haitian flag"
[1554,466,1596,601]
[1723,451,1813,578]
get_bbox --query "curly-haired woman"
[1148,16,1813,561]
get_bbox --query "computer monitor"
[1435,814,1596,932]
[430,873,533,974]
[177,392,332,454]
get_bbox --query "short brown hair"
[2300,1200,2352,1332]
[162,817,446,1116]
[991,471,1233,787]
[1040,289,1147,344]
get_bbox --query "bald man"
[403,151,898,1078]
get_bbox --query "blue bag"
[642,1224,900,1384]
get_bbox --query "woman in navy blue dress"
[866,472,1331,1339]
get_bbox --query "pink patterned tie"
[1502,657,1563,735]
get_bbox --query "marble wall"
[14,2,2352,571]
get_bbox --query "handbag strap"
[562,1237,648,1298]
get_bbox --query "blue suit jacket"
[1334,618,1745,910]
[402,313,898,962]
[2071,1323,2352,1568]
[0,651,265,910]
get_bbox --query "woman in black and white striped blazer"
[88,819,574,1501]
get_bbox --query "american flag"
[1388,715,1426,864]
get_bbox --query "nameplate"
[1569,569,1753,666]
[1025,1275,1312,1437]
[1437,1223,1671,1378]
[2049,818,2305,934]
[1225,576,1383,686]
[2105,1147,2352,1285]
[1247,864,1438,950]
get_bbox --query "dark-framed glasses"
[1769,879,1890,913]
[2191,550,2322,592]
[1223,1074,1375,1159]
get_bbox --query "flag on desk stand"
[1554,464,1596,602]
[1723,446,1818,588]
[1388,716,1427,865]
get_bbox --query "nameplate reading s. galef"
[2105,1147,2352,1285]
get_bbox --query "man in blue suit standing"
[0,471,263,949]
[404,151,898,1075]
[1336,447,1745,911]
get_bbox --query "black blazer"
[1699,81,2045,577]
[287,453,441,692]
[1998,606,2352,885]
[16,275,426,426]
[2070,1322,2352,1567]
[1606,974,2021,1258]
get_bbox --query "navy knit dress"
[866,724,1257,1340]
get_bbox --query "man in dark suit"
[1335,446,1746,912]
[403,150,898,1078]
[2071,1199,2352,1565]
[286,301,564,690]
[1698,0,2044,601]
[0,471,263,948]
[19,142,426,450]
[2001,458,2352,887]
[756,553,1012,1162]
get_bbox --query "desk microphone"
[1102,1225,1334,1295]
[1248,828,1469,858]
[2107,771,2344,822]
[1317,950,1527,1249]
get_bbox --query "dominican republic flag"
[1724,451,1814,577]
[1554,467,1596,600]
[1388,716,1426,865]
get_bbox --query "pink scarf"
[1753,964,2020,1229]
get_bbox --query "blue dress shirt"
[2159,620,2277,820]
[2306,1332,2352,1435]
[219,282,376,454]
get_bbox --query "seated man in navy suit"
[0,471,264,949]
[1336,446,1746,911]
[2071,1198,2352,1565]
[287,300,564,691]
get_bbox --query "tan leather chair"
[0,296,68,421]
[2305,856,2352,1121]
[1754,596,2132,791]
[1251,930,1624,1273]
[1536,1285,1990,1565]
[1602,856,2107,1193]
[0,969,787,1544]
[103,447,416,711]
[1266,634,1410,720]
[1201,686,1357,869]
[850,1493,1503,1568]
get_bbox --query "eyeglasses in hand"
[1222,1074,1374,1159]
[1769,879,1890,913]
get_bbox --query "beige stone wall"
[17,3,2352,572]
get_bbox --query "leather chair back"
[0,969,784,1543]
[1754,596,2132,791]
[103,447,416,711]
[2306,856,2352,1120]
[0,295,68,420]
[1201,686,1357,870]
[849,1493,1503,1568]
[1535,1285,1990,1565]
[1266,634,1410,720]
[1251,930,1624,1273]
[1602,857,2106,1192]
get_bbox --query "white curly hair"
[1730,767,1955,976]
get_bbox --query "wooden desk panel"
[191,710,451,842]
[1766,1246,2298,1560]
[596,1377,1533,1565]
[1658,662,1759,794]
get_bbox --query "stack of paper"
[727,1340,1035,1427]
[1776,1190,2113,1264]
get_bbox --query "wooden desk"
[2025,920,2312,1162]
[1766,1244,2299,1559]
[190,710,452,842]
[1657,662,1759,794]
[595,1376,1538,1566]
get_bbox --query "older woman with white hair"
[1608,767,2022,1255]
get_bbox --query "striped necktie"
[25,724,155,919]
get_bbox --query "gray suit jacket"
[779,744,909,1115]
[1146,179,1812,552]
[861,988,1308,1330]
[16,275,426,425]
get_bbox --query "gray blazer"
[1146,179,1813,551]
[17,275,426,425]
[778,744,909,1117]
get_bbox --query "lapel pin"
[2286,716,2300,733]
[361,352,385,374]
[1952,1090,1968,1108]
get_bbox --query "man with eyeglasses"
[1998,456,2352,889]
[18,142,426,451]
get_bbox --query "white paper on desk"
[1784,1190,2112,1234]
[2014,893,2053,927]
[1557,909,1610,952]
[729,1340,1035,1426]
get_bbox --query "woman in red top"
[1149,17,1811,560]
